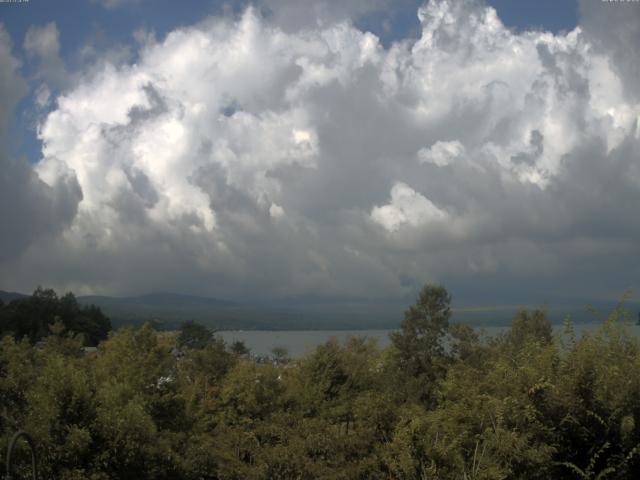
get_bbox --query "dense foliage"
[1,285,640,479]
[0,288,111,346]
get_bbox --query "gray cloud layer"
[0,26,81,265]
[1,0,639,302]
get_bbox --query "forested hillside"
[0,287,111,346]
[1,285,639,479]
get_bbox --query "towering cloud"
[2,0,639,300]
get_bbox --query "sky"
[0,0,639,305]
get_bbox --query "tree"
[230,340,250,357]
[0,288,110,346]
[389,284,452,405]
[177,320,213,350]
[178,336,235,416]
[271,346,289,364]
[506,309,553,348]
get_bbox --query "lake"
[219,321,640,358]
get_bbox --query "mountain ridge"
[2,289,638,330]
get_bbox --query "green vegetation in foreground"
[1,285,640,479]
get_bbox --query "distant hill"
[0,290,28,302]
[72,292,407,331]
[77,293,640,331]
[80,292,237,308]
[3,288,638,331]
[77,292,246,330]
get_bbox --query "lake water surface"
[219,322,640,357]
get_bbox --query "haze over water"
[220,322,640,357]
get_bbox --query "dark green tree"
[0,288,110,346]
[389,284,452,405]
[230,340,250,357]
[177,320,213,350]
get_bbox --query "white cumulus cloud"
[418,140,465,167]
[371,182,447,232]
